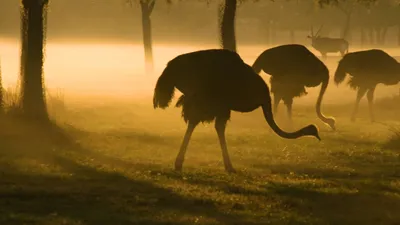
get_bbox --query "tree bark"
[289,29,295,44]
[219,0,237,52]
[360,27,366,47]
[20,0,49,120]
[368,27,374,45]
[398,24,400,46]
[265,22,271,45]
[0,58,3,112]
[341,13,351,41]
[380,26,388,45]
[375,27,381,44]
[140,0,155,75]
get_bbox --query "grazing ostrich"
[334,49,400,122]
[153,49,321,173]
[252,44,336,130]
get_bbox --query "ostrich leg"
[215,116,235,173]
[285,99,293,123]
[351,87,367,122]
[366,86,376,122]
[273,94,281,115]
[285,98,294,129]
[175,121,198,171]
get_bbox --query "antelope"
[307,25,349,60]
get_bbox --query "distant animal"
[307,25,349,60]
[252,44,336,130]
[153,49,321,173]
[334,49,400,122]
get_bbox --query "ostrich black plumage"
[252,44,336,130]
[334,49,400,122]
[153,49,321,173]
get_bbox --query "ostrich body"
[252,44,336,130]
[334,49,400,122]
[153,49,321,173]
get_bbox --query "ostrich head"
[300,124,321,141]
[325,117,336,131]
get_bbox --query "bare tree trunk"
[265,22,271,45]
[140,0,155,75]
[380,26,388,45]
[0,58,3,112]
[20,0,49,120]
[398,24,400,46]
[341,13,351,41]
[271,21,277,45]
[360,27,366,47]
[375,27,381,44]
[219,0,237,52]
[289,29,295,44]
[368,27,374,45]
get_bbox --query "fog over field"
[1,40,399,104]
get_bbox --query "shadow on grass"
[153,168,400,225]
[382,129,400,151]
[0,115,257,225]
[263,181,400,225]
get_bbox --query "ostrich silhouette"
[252,44,336,130]
[334,49,400,122]
[153,49,321,173]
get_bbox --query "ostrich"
[334,49,400,122]
[252,44,336,130]
[153,49,321,173]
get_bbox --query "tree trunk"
[140,0,155,75]
[219,0,237,52]
[271,22,277,45]
[265,22,271,45]
[360,27,366,47]
[341,13,351,41]
[0,58,3,112]
[368,27,374,45]
[398,24,400,46]
[289,29,295,44]
[20,0,49,120]
[380,26,388,45]
[375,27,382,45]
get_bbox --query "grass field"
[0,93,399,225]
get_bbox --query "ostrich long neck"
[261,97,310,139]
[316,77,332,125]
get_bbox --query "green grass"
[0,95,399,225]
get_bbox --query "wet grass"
[0,97,399,225]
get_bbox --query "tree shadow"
[382,131,400,151]
[262,181,400,225]
[0,116,256,225]
[150,167,400,225]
